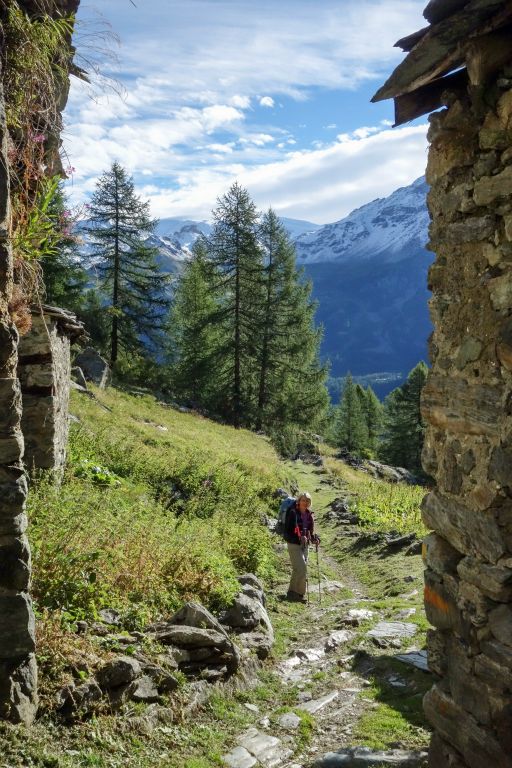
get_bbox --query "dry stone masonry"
[19,307,85,471]
[374,2,512,766]
[0,0,80,724]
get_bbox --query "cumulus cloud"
[259,96,275,108]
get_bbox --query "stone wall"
[18,308,83,472]
[420,68,512,768]
[0,86,37,725]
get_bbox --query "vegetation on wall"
[1,1,78,329]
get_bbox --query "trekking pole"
[304,541,310,606]
[316,542,322,605]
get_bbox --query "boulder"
[237,573,264,592]
[74,347,111,388]
[141,663,179,693]
[130,675,159,703]
[152,625,229,649]
[311,746,428,766]
[58,680,103,719]
[168,601,228,636]
[220,593,273,637]
[71,366,88,389]
[96,657,141,689]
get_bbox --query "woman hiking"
[283,491,316,603]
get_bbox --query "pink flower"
[65,165,76,175]
[31,132,46,144]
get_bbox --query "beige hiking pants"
[287,543,309,596]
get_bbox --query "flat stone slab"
[223,746,257,768]
[394,650,430,673]
[367,622,417,640]
[321,580,345,593]
[300,690,339,714]
[237,728,293,766]
[311,746,428,767]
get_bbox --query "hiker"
[284,492,316,602]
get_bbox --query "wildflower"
[31,132,46,144]
[65,165,76,175]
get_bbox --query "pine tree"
[206,182,263,427]
[255,209,328,431]
[379,361,428,472]
[336,373,368,455]
[41,181,88,312]
[168,239,220,407]
[365,385,384,454]
[85,162,169,366]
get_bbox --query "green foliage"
[335,373,368,455]
[379,362,428,473]
[40,181,88,309]
[365,385,384,454]
[85,162,170,365]
[169,187,328,437]
[353,477,427,536]
[27,387,282,624]
[167,240,221,406]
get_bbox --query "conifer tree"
[168,239,220,406]
[365,385,384,454]
[379,361,428,472]
[336,373,367,455]
[206,182,263,427]
[85,162,169,366]
[255,209,328,431]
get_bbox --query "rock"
[394,650,430,673]
[311,746,428,767]
[366,461,419,485]
[244,703,259,713]
[278,712,301,730]
[238,727,292,766]
[238,574,265,592]
[474,165,512,206]
[96,656,141,689]
[240,583,265,605]
[0,594,36,657]
[385,533,418,551]
[339,609,374,627]
[457,556,512,602]
[74,347,111,388]
[71,366,88,389]
[58,680,102,719]
[152,625,229,648]
[422,533,462,575]
[98,608,121,626]
[130,675,159,703]
[489,604,512,647]
[167,601,228,636]
[140,663,179,693]
[325,630,353,652]
[220,593,273,637]
[0,655,38,725]
[300,690,339,714]
[367,622,417,642]
[238,631,274,660]
[223,746,257,768]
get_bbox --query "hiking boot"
[287,590,306,603]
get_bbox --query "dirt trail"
[222,462,429,768]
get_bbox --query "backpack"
[275,496,296,537]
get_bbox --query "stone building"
[19,306,85,472]
[0,1,80,725]
[374,1,512,766]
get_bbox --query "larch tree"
[206,182,263,427]
[85,162,169,366]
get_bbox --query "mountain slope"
[295,177,430,265]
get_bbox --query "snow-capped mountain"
[295,177,429,265]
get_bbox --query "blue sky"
[64,0,429,224]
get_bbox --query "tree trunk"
[256,240,274,430]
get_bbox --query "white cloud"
[98,124,427,224]
[259,96,275,108]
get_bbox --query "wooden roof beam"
[393,69,469,126]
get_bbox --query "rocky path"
[222,464,430,768]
